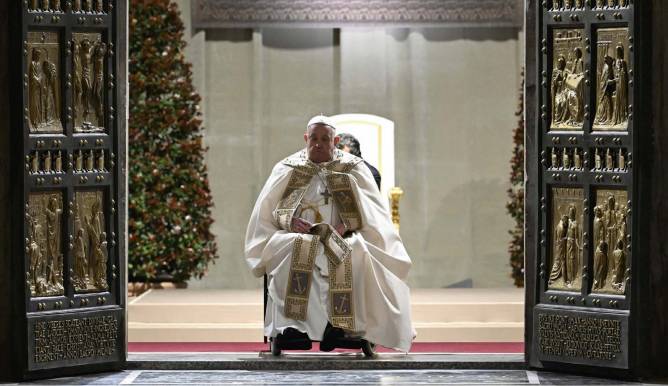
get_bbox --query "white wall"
[174,0,523,289]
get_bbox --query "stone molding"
[191,0,523,29]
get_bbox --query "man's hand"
[291,217,313,234]
[335,223,346,236]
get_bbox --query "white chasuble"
[244,149,415,351]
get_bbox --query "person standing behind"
[336,133,381,191]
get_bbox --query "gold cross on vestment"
[320,188,332,205]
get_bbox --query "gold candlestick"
[389,187,404,232]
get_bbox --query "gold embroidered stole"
[276,150,363,331]
[274,166,317,231]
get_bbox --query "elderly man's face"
[304,124,339,163]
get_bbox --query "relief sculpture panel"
[594,0,629,8]
[550,29,585,131]
[72,190,108,292]
[548,188,584,291]
[27,32,63,134]
[27,192,64,297]
[594,28,630,131]
[28,0,63,12]
[72,0,105,13]
[592,147,628,171]
[592,190,629,294]
[72,33,107,133]
[551,0,585,11]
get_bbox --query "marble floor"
[7,370,648,385]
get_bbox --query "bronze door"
[524,0,667,378]
[1,0,127,380]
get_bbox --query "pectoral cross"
[320,188,332,205]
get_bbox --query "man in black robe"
[335,133,382,190]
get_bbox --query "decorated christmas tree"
[506,71,525,288]
[128,0,217,282]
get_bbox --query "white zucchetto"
[306,114,337,132]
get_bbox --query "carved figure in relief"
[94,232,108,288]
[593,239,608,289]
[575,0,583,8]
[564,0,572,9]
[596,0,605,7]
[31,151,40,173]
[52,0,60,11]
[593,206,605,246]
[27,194,65,297]
[45,197,63,292]
[43,151,52,173]
[72,228,88,290]
[595,148,602,170]
[562,149,571,169]
[41,0,49,11]
[618,150,626,170]
[565,205,581,285]
[29,49,45,129]
[612,45,629,125]
[574,149,582,169]
[551,47,585,128]
[79,39,94,123]
[596,55,615,125]
[606,148,614,170]
[617,210,627,246]
[42,59,59,125]
[607,0,616,7]
[619,0,627,6]
[552,56,570,125]
[85,200,107,289]
[28,216,44,292]
[549,215,569,284]
[86,149,95,171]
[570,48,584,74]
[604,195,618,249]
[73,34,105,132]
[73,40,82,122]
[95,0,103,12]
[97,150,105,171]
[593,194,628,293]
[75,149,83,171]
[55,151,63,172]
[551,148,559,169]
[552,0,561,9]
[93,42,107,121]
[84,0,92,12]
[566,48,585,123]
[611,240,626,289]
[31,0,39,11]
[73,0,81,12]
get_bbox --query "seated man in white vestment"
[244,115,414,352]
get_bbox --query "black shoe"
[319,323,344,352]
[275,328,312,350]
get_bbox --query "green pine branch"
[129,0,218,282]
[506,70,525,287]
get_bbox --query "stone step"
[127,352,526,371]
[128,288,524,343]
[128,321,524,343]
[129,302,523,324]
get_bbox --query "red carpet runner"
[129,342,523,353]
